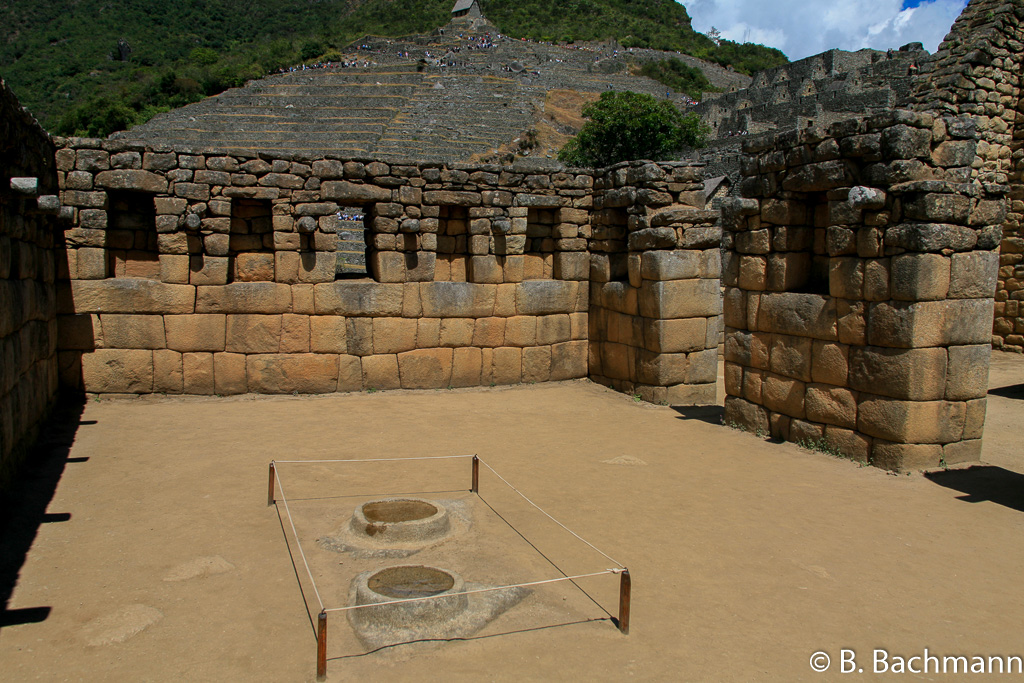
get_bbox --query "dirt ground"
[2,351,1024,681]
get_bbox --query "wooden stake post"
[618,569,631,635]
[471,455,479,493]
[268,462,276,506]
[317,610,327,680]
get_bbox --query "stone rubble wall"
[53,139,717,401]
[909,0,1024,351]
[722,109,1003,471]
[0,78,60,491]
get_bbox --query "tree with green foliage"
[558,91,709,167]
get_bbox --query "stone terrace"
[112,31,715,163]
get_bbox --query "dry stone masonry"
[0,78,60,490]
[722,109,1002,470]
[909,0,1024,351]
[53,139,715,400]
[5,0,1024,483]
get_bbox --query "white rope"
[273,463,325,612]
[477,458,624,569]
[323,569,620,614]
[273,455,476,464]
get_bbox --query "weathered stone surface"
[857,396,965,443]
[451,347,482,387]
[762,374,806,418]
[811,341,849,386]
[867,299,993,348]
[849,346,947,400]
[550,340,587,380]
[372,317,417,354]
[397,348,453,388]
[880,125,931,160]
[724,396,770,434]
[197,283,291,314]
[246,354,339,394]
[805,384,857,429]
[189,256,229,286]
[781,160,854,192]
[279,314,310,353]
[234,253,275,282]
[516,280,576,315]
[68,280,195,314]
[890,253,950,301]
[314,282,404,316]
[213,352,247,395]
[871,441,943,471]
[81,349,153,393]
[644,318,707,353]
[419,282,495,318]
[183,352,215,394]
[949,251,998,299]
[320,181,391,202]
[423,190,482,206]
[638,279,721,319]
[945,344,990,401]
[640,250,700,281]
[153,349,184,393]
[226,315,281,353]
[98,314,166,349]
[310,316,347,353]
[757,293,837,340]
[769,334,813,382]
[522,345,551,383]
[884,223,977,252]
[95,169,168,193]
[628,228,676,250]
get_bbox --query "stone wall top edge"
[52,135,705,177]
[1,77,55,153]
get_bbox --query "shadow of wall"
[0,78,62,495]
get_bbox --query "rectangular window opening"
[229,199,274,282]
[334,205,370,280]
[107,191,159,279]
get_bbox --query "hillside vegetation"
[0,0,787,137]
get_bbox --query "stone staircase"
[336,219,368,276]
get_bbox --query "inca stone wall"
[588,163,723,405]
[910,0,1024,351]
[696,45,926,140]
[53,138,715,400]
[722,109,1003,470]
[0,78,60,491]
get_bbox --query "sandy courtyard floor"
[2,352,1024,681]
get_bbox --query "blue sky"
[684,0,969,60]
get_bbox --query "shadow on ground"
[672,405,724,426]
[989,383,1024,401]
[0,397,87,629]
[925,466,1024,513]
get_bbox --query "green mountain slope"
[0,0,787,136]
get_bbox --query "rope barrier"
[274,455,476,464]
[477,458,624,569]
[271,454,626,622]
[273,463,325,612]
[323,569,619,614]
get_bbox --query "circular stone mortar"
[349,498,451,544]
[353,565,468,626]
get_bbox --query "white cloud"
[682,0,968,61]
